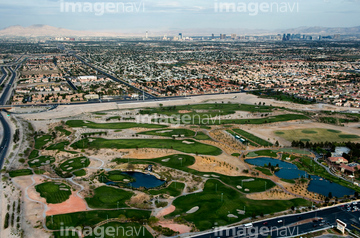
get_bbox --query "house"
[327,157,348,165]
[340,163,360,175]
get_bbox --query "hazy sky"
[0,0,359,32]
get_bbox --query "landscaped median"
[66,120,167,130]
[71,138,223,156]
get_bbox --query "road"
[0,67,8,85]
[0,61,24,169]
[188,203,360,238]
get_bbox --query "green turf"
[105,170,133,182]
[53,232,79,238]
[9,169,33,177]
[85,186,134,209]
[46,141,70,151]
[246,150,278,158]
[275,128,360,143]
[114,154,275,193]
[66,120,167,130]
[194,131,211,140]
[327,129,341,133]
[35,182,71,204]
[275,131,285,135]
[233,129,273,146]
[73,169,86,177]
[46,209,151,230]
[34,135,52,149]
[59,157,90,172]
[138,128,196,137]
[231,153,240,157]
[255,167,272,176]
[148,181,185,197]
[28,156,55,167]
[280,178,296,184]
[84,222,152,238]
[71,138,222,156]
[167,179,310,230]
[55,126,72,136]
[28,150,39,160]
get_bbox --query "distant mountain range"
[1,24,360,37]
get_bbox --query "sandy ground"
[158,221,192,234]
[46,192,87,216]
[246,186,298,200]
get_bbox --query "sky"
[0,0,359,32]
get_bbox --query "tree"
[275,141,279,147]
[328,192,333,199]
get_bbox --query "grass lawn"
[194,131,211,140]
[9,169,33,177]
[66,120,167,130]
[247,150,278,158]
[55,126,72,136]
[59,157,90,172]
[85,186,134,209]
[233,129,272,147]
[104,170,133,182]
[280,178,296,184]
[71,138,223,156]
[28,156,55,167]
[231,153,240,157]
[46,209,151,230]
[114,154,275,193]
[34,135,52,149]
[53,232,78,238]
[84,222,153,238]
[35,182,71,204]
[148,181,185,197]
[138,128,196,137]
[255,167,272,176]
[167,179,310,230]
[46,141,70,151]
[277,148,311,155]
[275,128,360,143]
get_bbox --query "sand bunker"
[158,221,192,234]
[182,141,194,144]
[227,214,238,218]
[162,158,170,162]
[236,185,242,189]
[156,205,176,218]
[186,206,199,214]
[156,130,173,133]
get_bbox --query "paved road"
[0,67,7,85]
[188,203,360,238]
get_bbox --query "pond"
[246,157,355,197]
[122,171,165,189]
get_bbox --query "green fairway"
[28,149,39,160]
[167,179,310,230]
[246,150,278,158]
[103,170,133,182]
[46,210,151,230]
[194,131,211,140]
[275,128,360,143]
[148,181,185,197]
[46,141,70,151]
[34,135,52,149]
[71,138,223,156]
[232,128,272,147]
[84,222,153,238]
[9,169,33,177]
[66,120,167,129]
[138,128,196,137]
[255,167,272,176]
[55,126,72,136]
[114,154,275,193]
[85,186,134,209]
[35,182,71,204]
[53,231,79,238]
[73,169,86,177]
[59,157,90,172]
[28,156,55,167]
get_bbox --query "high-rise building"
[179,33,183,40]
[146,31,148,39]
[231,33,237,40]
[220,34,226,40]
[211,34,215,40]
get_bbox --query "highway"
[189,203,360,238]
[0,67,7,85]
[0,61,24,169]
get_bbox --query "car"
[277,220,283,223]
[263,222,268,225]
[313,224,318,227]
[297,216,302,219]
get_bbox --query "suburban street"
[188,203,360,238]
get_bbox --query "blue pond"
[105,172,165,188]
[123,172,165,189]
[246,157,355,198]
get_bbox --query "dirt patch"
[46,192,87,216]
[158,221,192,234]
[156,205,176,218]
